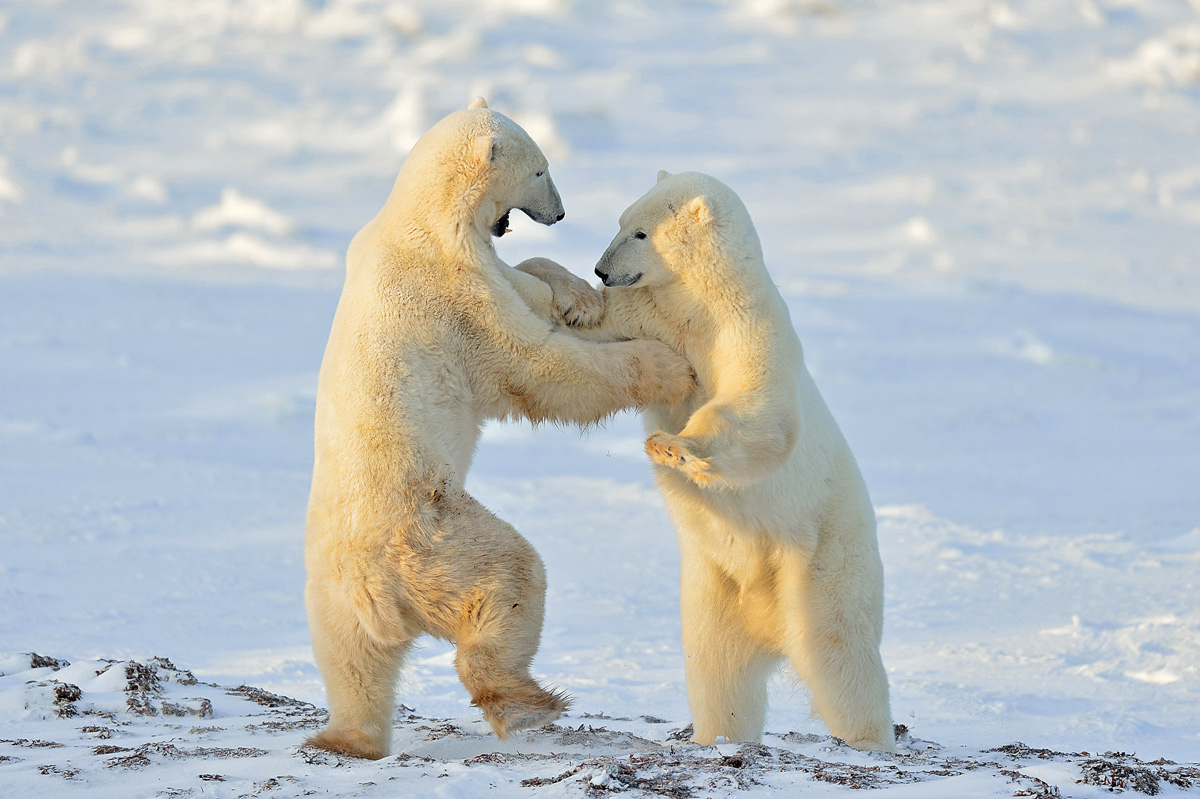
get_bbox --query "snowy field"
[1,0,1198,796]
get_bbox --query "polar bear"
[552,170,895,751]
[303,101,694,760]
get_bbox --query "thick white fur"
[568,170,895,751]
[303,101,694,760]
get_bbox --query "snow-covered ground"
[1,1,1198,796]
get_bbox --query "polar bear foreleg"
[647,400,798,489]
[501,261,559,323]
[305,578,413,760]
[497,335,694,426]
[779,542,895,752]
[680,550,778,744]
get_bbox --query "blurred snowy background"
[1,0,1198,785]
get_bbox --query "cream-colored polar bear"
[551,170,895,751]
[303,101,693,760]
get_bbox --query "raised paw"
[645,431,719,487]
[553,277,605,327]
[474,684,570,739]
[515,257,606,328]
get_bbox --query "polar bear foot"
[305,726,389,760]
[473,684,570,739]
[645,431,719,487]
[842,734,898,753]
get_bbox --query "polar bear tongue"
[491,209,512,238]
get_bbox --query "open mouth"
[491,209,512,238]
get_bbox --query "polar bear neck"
[673,243,777,321]
[363,110,511,266]
[384,164,493,242]
[345,170,502,285]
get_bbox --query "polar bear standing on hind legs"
[541,170,895,751]
[303,100,694,760]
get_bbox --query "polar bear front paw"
[645,432,719,487]
[553,276,606,327]
[631,342,695,407]
[514,257,606,327]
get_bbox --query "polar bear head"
[594,171,762,290]
[394,97,564,240]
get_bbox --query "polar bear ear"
[657,170,671,183]
[475,134,500,163]
[468,96,489,110]
[687,195,713,226]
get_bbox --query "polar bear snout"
[522,206,566,225]
[594,254,642,288]
[518,172,566,226]
[594,251,619,286]
[590,262,619,284]
[595,267,642,288]
[520,201,565,226]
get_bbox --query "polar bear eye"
[634,231,647,240]
[535,170,544,177]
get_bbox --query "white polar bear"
[564,170,896,751]
[303,100,694,760]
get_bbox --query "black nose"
[556,212,565,221]
[594,267,609,282]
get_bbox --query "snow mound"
[2,653,1197,797]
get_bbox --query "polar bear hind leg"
[438,496,568,738]
[779,531,895,752]
[680,549,779,744]
[307,492,566,756]
[305,579,414,760]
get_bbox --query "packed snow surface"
[1,1,1197,796]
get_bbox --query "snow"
[3,655,1196,797]
[1,0,1197,796]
